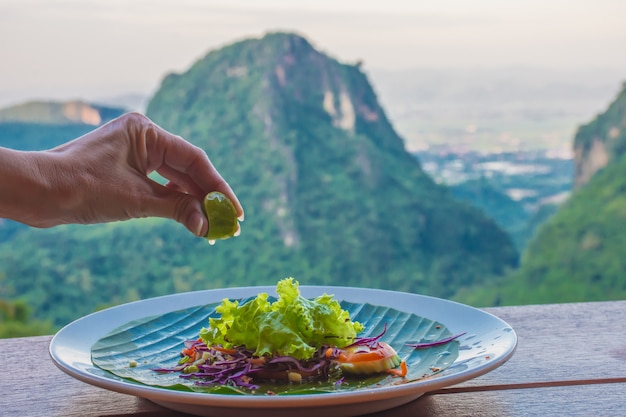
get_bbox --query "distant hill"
[1,32,517,327]
[92,93,149,113]
[0,100,126,151]
[455,82,626,306]
[0,100,124,125]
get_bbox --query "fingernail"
[191,212,205,237]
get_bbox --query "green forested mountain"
[455,82,626,306]
[0,32,517,328]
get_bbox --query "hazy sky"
[1,0,625,107]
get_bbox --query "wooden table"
[2,300,625,416]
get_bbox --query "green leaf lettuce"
[199,278,364,360]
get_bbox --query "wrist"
[0,147,43,225]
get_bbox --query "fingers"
[141,183,208,237]
[111,112,244,235]
[144,119,245,221]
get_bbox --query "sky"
[1,0,625,107]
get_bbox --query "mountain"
[454,82,626,306]
[145,31,518,293]
[0,32,517,327]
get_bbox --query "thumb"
[182,198,208,237]
[153,190,207,237]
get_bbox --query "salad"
[154,278,462,392]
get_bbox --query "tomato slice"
[335,342,401,374]
[337,342,397,363]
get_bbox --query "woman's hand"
[0,113,243,237]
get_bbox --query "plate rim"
[49,285,517,409]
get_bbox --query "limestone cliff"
[573,82,626,188]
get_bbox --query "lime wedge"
[202,191,238,242]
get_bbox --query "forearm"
[0,147,75,228]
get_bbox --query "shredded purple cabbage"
[344,323,387,348]
[154,343,339,390]
[406,332,466,349]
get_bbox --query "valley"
[414,149,573,250]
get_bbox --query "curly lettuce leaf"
[199,278,364,359]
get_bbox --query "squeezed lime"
[202,191,238,243]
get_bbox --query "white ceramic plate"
[50,286,517,417]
